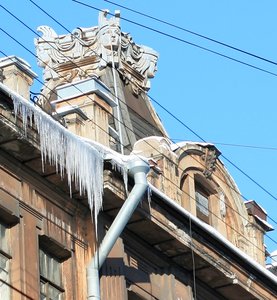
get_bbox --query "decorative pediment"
[35,10,158,97]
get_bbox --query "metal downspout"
[87,158,150,300]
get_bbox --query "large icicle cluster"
[82,137,130,195]
[1,83,104,224]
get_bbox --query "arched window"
[194,173,217,224]
[180,169,218,225]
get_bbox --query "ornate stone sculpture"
[35,10,159,97]
[97,9,121,69]
[202,147,219,178]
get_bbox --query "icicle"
[104,156,129,195]
[1,83,104,230]
[83,138,131,196]
[122,165,129,196]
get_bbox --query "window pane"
[51,259,61,286]
[48,284,62,300]
[0,223,8,252]
[48,256,53,281]
[39,250,47,278]
[39,249,63,300]
[40,281,47,300]
[195,191,209,216]
[0,254,8,271]
[0,253,10,300]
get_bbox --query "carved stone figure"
[35,10,159,96]
[35,26,59,81]
[202,147,219,178]
[97,10,121,69]
[134,46,158,90]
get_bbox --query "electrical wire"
[172,139,277,152]
[1,1,276,253]
[103,0,277,67]
[62,1,277,211]
[23,0,277,211]
[72,0,277,79]
[66,1,277,209]
[0,51,272,258]
[3,1,276,250]
[23,0,277,212]
[148,94,277,206]
[26,0,277,254]
[0,24,272,300]
[0,32,271,256]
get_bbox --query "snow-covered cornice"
[0,81,143,225]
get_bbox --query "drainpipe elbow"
[127,157,150,186]
[86,157,150,300]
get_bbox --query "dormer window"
[193,173,217,224]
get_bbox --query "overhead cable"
[19,0,277,207]
[7,0,277,230]
[103,0,277,67]
[1,1,274,248]
[172,139,277,152]
[72,0,277,78]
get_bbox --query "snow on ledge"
[0,82,152,226]
[0,82,127,225]
[254,215,274,231]
[149,183,277,286]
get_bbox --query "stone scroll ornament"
[35,10,159,96]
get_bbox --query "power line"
[172,139,277,152]
[8,0,277,231]
[23,0,277,246]
[22,0,277,210]
[2,1,277,249]
[25,0,277,206]
[72,0,277,79]
[0,31,273,254]
[58,0,277,209]
[103,0,277,67]
[148,95,277,205]
[7,1,277,232]
[0,2,161,146]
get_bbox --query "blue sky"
[1,0,277,258]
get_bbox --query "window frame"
[39,248,64,300]
[193,173,217,224]
[0,221,11,299]
[195,183,210,224]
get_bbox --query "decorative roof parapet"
[35,10,159,96]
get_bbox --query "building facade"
[0,10,276,300]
